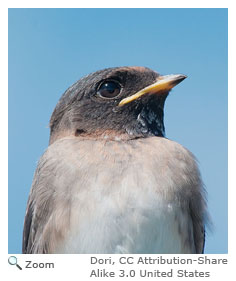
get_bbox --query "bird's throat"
[136,105,165,137]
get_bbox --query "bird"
[22,66,208,254]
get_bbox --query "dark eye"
[97,81,121,99]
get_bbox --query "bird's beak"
[118,74,187,106]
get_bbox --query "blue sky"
[8,8,228,254]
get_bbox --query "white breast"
[50,136,196,254]
[55,186,191,254]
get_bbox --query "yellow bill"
[118,74,187,106]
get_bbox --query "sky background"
[8,8,228,254]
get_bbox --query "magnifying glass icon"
[8,256,22,270]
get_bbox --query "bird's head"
[49,66,186,144]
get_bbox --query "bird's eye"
[97,81,121,99]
